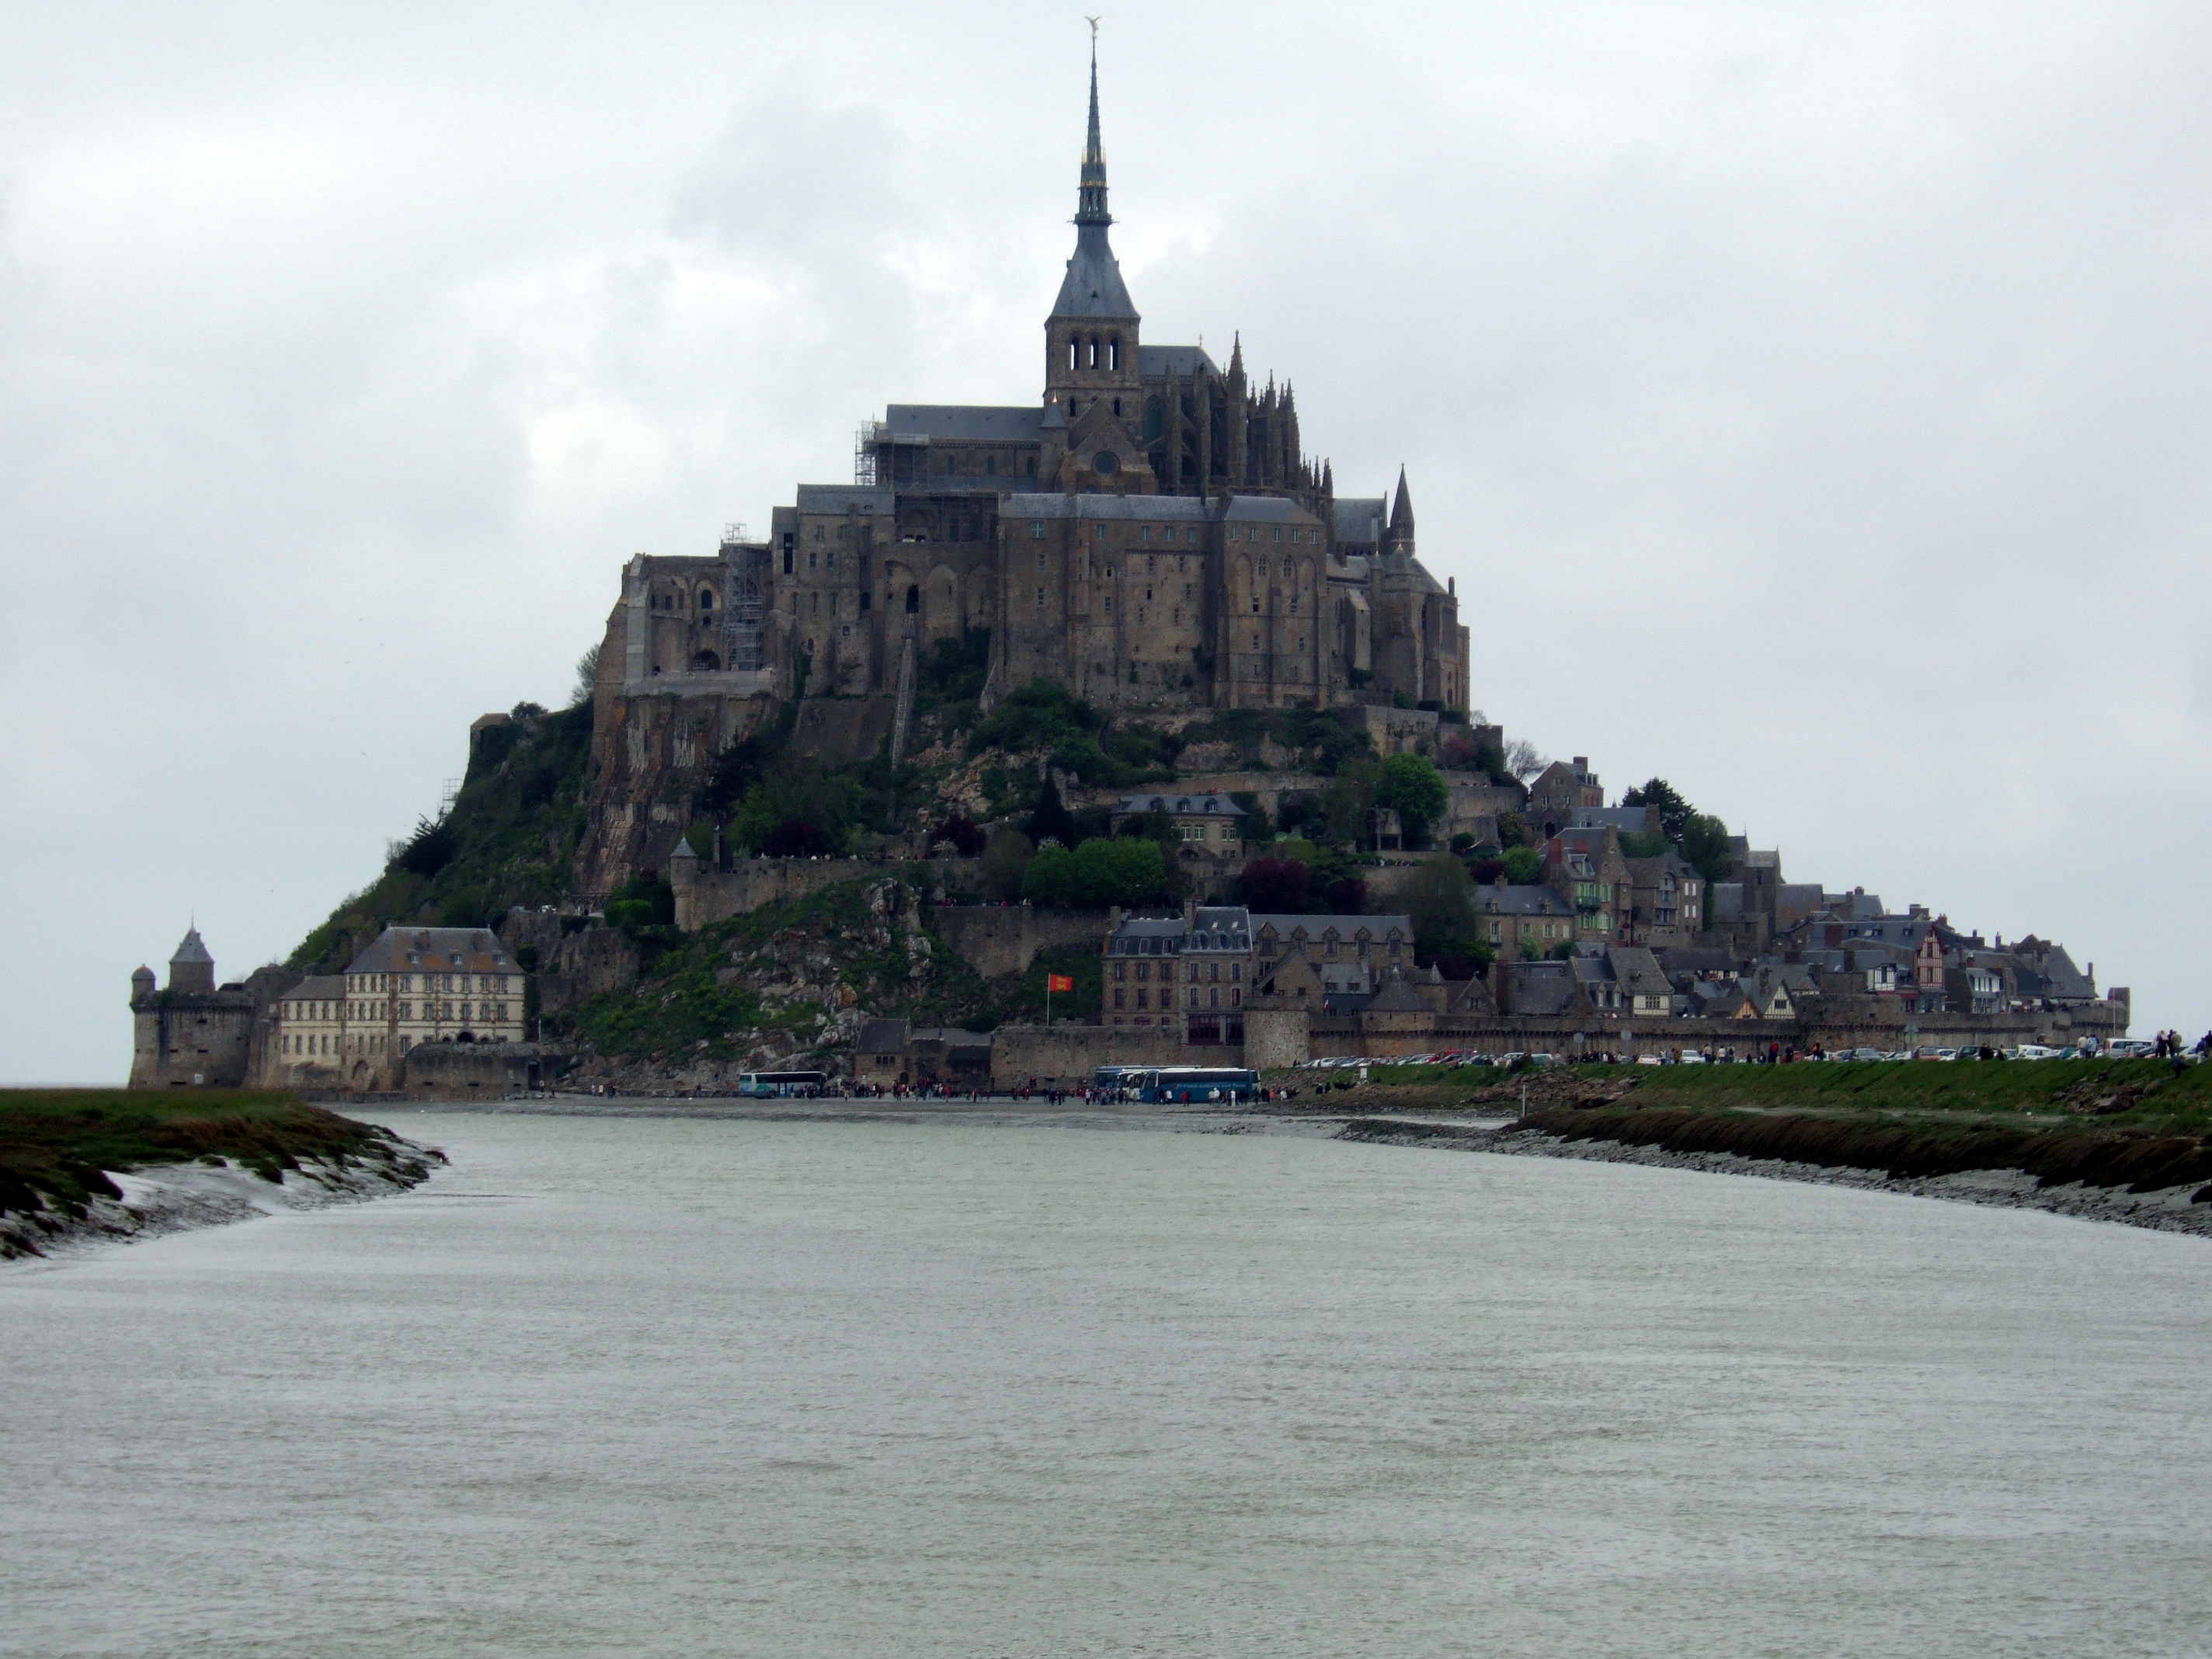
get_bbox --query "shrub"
[1241,856,1312,914]
[763,818,830,857]
[979,828,1035,899]
[1469,857,1507,885]
[1022,837,1168,907]
[393,816,457,878]
[928,814,988,857]
[605,875,675,930]
[1502,846,1544,885]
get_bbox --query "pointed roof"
[170,926,214,966]
[1050,36,1137,321]
[671,836,698,859]
[1389,465,1414,541]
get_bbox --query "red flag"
[1046,974,1075,993]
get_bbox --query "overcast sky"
[4,2,2207,1080]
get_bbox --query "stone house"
[1541,826,1633,945]
[1525,757,1604,839]
[854,1017,910,1087]
[1110,791,1247,853]
[1101,903,1412,1044]
[1476,881,1577,958]
[1623,850,1705,948]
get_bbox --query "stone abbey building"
[608,47,1469,722]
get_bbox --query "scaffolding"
[719,531,767,674]
[854,419,885,485]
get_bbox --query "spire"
[1389,465,1415,548]
[1077,23,1110,228]
[1048,25,1137,322]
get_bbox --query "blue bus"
[1125,1066,1260,1104]
[736,1069,827,1098]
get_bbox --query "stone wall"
[672,856,980,933]
[990,1024,1240,1088]
[534,928,641,1018]
[928,906,1111,977]
[401,1040,566,1100]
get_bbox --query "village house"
[1109,791,1248,853]
[1541,826,1633,946]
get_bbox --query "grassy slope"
[0,1089,407,1223]
[291,705,593,971]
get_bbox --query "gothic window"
[1108,336,1121,370]
[1087,336,1099,368]
[1069,339,1078,371]
[699,589,714,610]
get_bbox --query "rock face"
[573,607,777,907]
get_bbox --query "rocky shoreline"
[1335,1115,2212,1239]
[1,1136,444,1265]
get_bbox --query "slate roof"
[882,404,1044,443]
[856,1017,909,1054]
[1139,345,1219,379]
[1050,224,1139,319]
[1477,885,1571,916]
[1332,498,1388,543]
[1574,806,1654,835]
[344,927,513,976]
[1607,947,1674,1003]
[170,926,214,965]
[1501,960,1581,1017]
[1116,791,1246,818]
[283,975,347,1007]
[1366,978,1430,1013]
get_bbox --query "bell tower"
[1045,31,1142,426]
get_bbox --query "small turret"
[168,926,216,996]
[130,965,155,1007]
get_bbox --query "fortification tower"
[168,925,216,996]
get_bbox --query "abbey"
[614,47,1469,719]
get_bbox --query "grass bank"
[0,1089,410,1224]
[1360,1056,2212,1132]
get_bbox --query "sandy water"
[4,1108,2209,1657]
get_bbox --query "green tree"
[1403,857,1480,964]
[1496,810,1530,850]
[1374,752,1449,847]
[979,827,1034,900]
[569,640,602,708]
[1026,772,1078,848]
[1021,836,1167,907]
[1679,812,1733,883]
[1502,844,1544,885]
[1622,777,1692,842]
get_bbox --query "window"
[1037,551,1045,572]
[809,551,818,572]
[1037,588,1045,607]
[1108,336,1120,371]
[1114,989,1125,1008]
[1104,596,1112,614]
[1136,989,1149,1009]
[813,525,824,542]
[1186,528,1197,544]
[1031,521,1045,539]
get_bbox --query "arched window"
[689,649,721,672]
[1087,336,1099,368]
[1108,336,1120,371]
[906,585,920,614]
[1143,396,1163,441]
[699,589,715,610]
[1068,339,1078,371]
